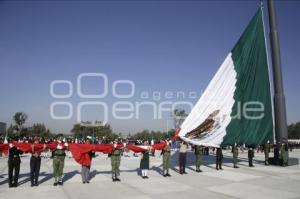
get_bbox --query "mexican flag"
[178,8,274,147]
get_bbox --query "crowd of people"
[0,134,291,189]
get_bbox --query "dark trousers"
[216,159,222,169]
[30,156,41,185]
[8,158,21,186]
[179,152,186,173]
[249,157,253,166]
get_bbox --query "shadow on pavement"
[63,170,79,182]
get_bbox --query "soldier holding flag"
[8,137,23,188]
[52,134,68,186]
[30,137,46,186]
[110,140,122,182]
[81,137,94,184]
[161,139,171,177]
[140,141,151,179]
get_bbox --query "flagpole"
[267,0,288,143]
[261,1,276,144]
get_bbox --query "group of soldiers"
[6,135,289,188]
[176,140,289,174]
[7,135,122,187]
[229,141,289,169]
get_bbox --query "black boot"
[166,171,171,177]
[112,174,116,182]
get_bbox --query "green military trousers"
[53,156,65,179]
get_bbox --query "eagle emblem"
[184,110,221,139]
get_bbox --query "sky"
[0,0,299,134]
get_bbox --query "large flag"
[178,8,273,147]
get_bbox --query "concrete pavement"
[0,149,300,199]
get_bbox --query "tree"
[71,121,115,141]
[28,123,52,138]
[288,122,300,139]
[6,124,17,138]
[13,112,28,134]
[167,129,176,137]
[130,129,169,142]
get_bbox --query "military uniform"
[264,143,270,165]
[110,147,121,181]
[8,145,23,187]
[274,145,280,165]
[162,144,171,177]
[52,143,66,186]
[280,143,288,166]
[140,150,150,179]
[232,145,239,168]
[248,148,254,167]
[216,148,223,170]
[194,145,203,172]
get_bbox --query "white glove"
[64,143,69,147]
[9,143,13,148]
[123,143,127,147]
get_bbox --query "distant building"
[0,122,6,136]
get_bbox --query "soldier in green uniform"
[232,143,239,168]
[52,134,68,186]
[161,140,171,177]
[194,145,203,172]
[280,142,288,167]
[110,140,121,182]
[264,141,270,165]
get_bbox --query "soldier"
[194,145,203,172]
[52,134,68,186]
[264,141,270,165]
[205,147,209,155]
[248,147,254,167]
[179,140,188,174]
[216,147,223,170]
[81,137,94,184]
[8,139,23,188]
[280,142,289,166]
[30,137,46,187]
[274,143,280,165]
[140,141,150,179]
[110,140,121,182]
[161,140,171,177]
[232,143,239,168]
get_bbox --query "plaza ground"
[0,149,300,199]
